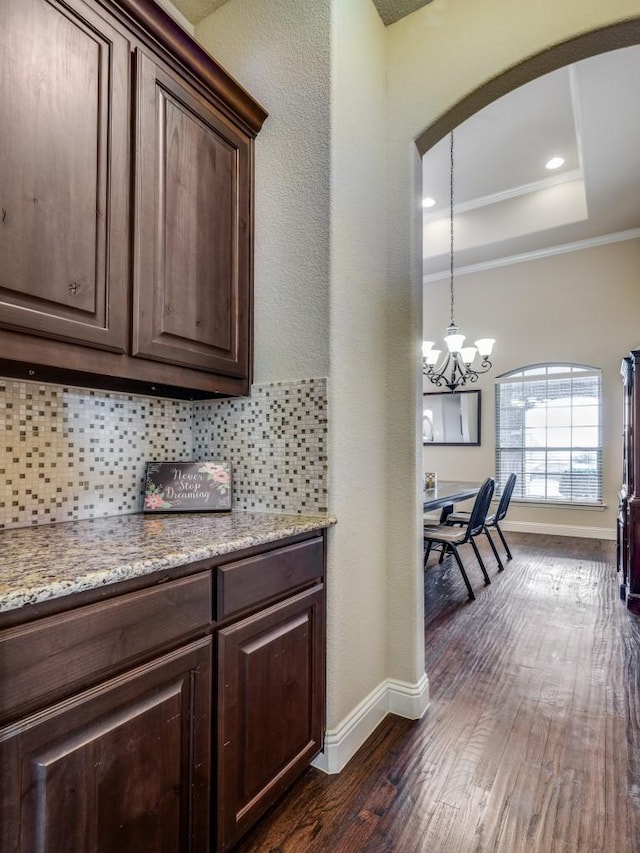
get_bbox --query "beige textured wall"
[196,0,640,742]
[197,0,394,728]
[422,239,640,536]
[328,0,391,722]
[384,0,640,679]
[197,0,332,383]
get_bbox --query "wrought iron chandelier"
[423,130,495,393]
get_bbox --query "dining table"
[423,479,481,521]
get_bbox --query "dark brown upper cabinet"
[0,0,267,399]
[0,0,130,352]
[133,50,250,378]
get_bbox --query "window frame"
[495,363,603,507]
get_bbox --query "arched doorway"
[415,18,640,157]
[383,12,640,711]
[418,23,640,536]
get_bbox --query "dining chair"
[446,472,517,570]
[423,477,495,600]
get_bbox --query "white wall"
[328,0,392,723]
[384,0,640,680]
[197,0,332,383]
[195,0,640,766]
[196,0,408,741]
[382,0,640,741]
[422,239,640,536]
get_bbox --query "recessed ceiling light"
[422,197,436,209]
[545,156,565,170]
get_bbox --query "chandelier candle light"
[423,130,495,393]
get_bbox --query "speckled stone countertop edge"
[0,511,336,614]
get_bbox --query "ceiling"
[170,0,433,26]
[169,0,228,24]
[422,45,640,282]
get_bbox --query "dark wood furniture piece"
[0,530,326,852]
[619,353,640,614]
[0,0,267,400]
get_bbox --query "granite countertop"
[0,511,336,614]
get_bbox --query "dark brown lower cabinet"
[216,586,325,851]
[620,352,640,613]
[0,529,327,852]
[0,638,211,853]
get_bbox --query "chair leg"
[449,544,475,600]
[484,526,504,571]
[423,540,433,568]
[495,522,513,561]
[470,537,491,585]
[438,543,448,564]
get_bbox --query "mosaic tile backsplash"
[0,377,327,530]
[193,379,328,515]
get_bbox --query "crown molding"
[424,168,583,220]
[423,227,640,283]
[568,64,585,175]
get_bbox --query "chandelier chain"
[422,128,495,391]
[449,129,455,327]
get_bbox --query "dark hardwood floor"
[233,533,640,852]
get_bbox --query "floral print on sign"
[144,482,173,510]
[198,462,231,493]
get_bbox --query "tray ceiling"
[422,45,640,280]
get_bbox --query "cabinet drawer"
[215,537,324,621]
[0,572,211,724]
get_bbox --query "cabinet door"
[0,0,129,351]
[217,585,325,851]
[133,50,252,379]
[0,638,211,853]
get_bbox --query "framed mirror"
[422,390,481,446]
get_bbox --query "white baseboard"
[501,520,616,540]
[311,674,429,775]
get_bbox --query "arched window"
[495,363,602,505]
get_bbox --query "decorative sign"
[143,461,232,513]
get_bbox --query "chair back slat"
[495,473,517,522]
[463,478,495,541]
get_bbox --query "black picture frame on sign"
[143,461,232,512]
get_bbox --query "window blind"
[495,364,602,505]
